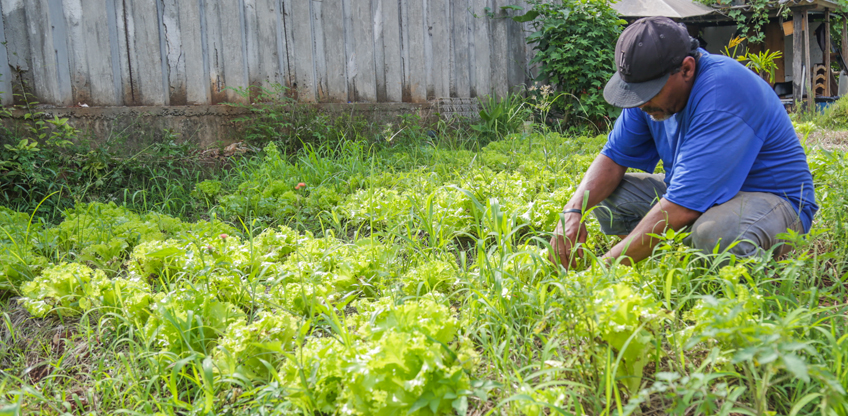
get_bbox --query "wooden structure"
[0,0,537,108]
[786,1,843,110]
[716,0,842,109]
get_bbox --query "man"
[549,16,817,269]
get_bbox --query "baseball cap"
[603,16,693,108]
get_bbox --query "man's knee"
[690,218,760,258]
[688,192,801,259]
[593,173,666,236]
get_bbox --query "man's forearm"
[564,154,627,211]
[601,198,702,266]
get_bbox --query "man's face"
[637,56,697,121]
[639,84,677,121]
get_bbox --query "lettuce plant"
[84,275,153,324]
[340,187,411,229]
[270,235,398,315]
[127,239,189,278]
[143,286,245,355]
[250,225,305,263]
[282,297,477,416]
[57,202,184,265]
[19,262,107,318]
[18,260,154,322]
[579,283,671,395]
[401,259,458,295]
[215,310,301,380]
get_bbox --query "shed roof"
[611,0,716,19]
[777,0,841,10]
[613,0,843,21]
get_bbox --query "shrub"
[820,95,848,128]
[524,0,624,125]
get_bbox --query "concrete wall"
[0,0,537,108]
[1,102,435,149]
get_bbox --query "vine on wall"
[696,0,778,44]
[699,0,848,47]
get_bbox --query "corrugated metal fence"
[0,0,537,107]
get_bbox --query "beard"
[641,106,673,122]
[648,112,673,122]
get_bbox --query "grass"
[0,115,847,415]
[792,95,848,133]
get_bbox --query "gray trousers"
[593,173,804,259]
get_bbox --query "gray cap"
[603,17,693,108]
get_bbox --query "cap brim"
[603,71,670,108]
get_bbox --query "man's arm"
[563,154,628,211]
[601,197,701,266]
[549,154,627,267]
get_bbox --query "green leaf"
[757,349,779,365]
[452,396,468,416]
[500,5,523,11]
[526,30,543,42]
[788,393,821,416]
[0,402,21,416]
[410,393,433,414]
[781,353,810,383]
[471,379,500,399]
[511,10,539,23]
[143,247,183,258]
[429,397,440,413]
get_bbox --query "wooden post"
[836,14,848,95]
[825,10,831,95]
[843,17,848,81]
[805,10,814,110]
[793,9,804,101]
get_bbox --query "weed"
[471,93,533,141]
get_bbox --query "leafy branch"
[696,0,781,44]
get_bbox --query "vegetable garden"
[1,121,847,415]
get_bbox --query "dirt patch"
[801,130,848,152]
[0,301,94,382]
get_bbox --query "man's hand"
[547,154,626,269]
[548,212,588,269]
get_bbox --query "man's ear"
[682,56,697,81]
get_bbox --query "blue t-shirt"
[601,49,817,232]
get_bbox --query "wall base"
[3,103,437,151]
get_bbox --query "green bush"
[695,0,772,44]
[524,0,624,125]
[820,95,848,128]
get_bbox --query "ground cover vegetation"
[3,1,848,411]
[0,85,848,415]
[0,94,224,223]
